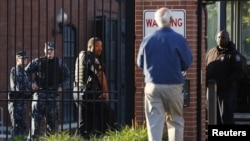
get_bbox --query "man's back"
[136,7,193,141]
[137,27,193,84]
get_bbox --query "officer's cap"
[45,42,55,50]
[16,51,28,59]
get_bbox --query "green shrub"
[100,125,148,141]
[37,123,168,141]
[39,131,83,141]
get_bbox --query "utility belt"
[36,87,59,96]
[39,87,58,91]
[73,82,86,88]
[8,91,31,99]
[74,82,100,91]
[35,92,58,98]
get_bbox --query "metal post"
[207,80,217,125]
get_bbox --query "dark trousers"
[217,85,237,124]
[73,87,116,137]
[8,100,27,137]
[28,92,58,140]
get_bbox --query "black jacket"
[206,41,245,92]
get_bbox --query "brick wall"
[134,1,207,141]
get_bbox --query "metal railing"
[206,80,217,125]
[0,92,119,140]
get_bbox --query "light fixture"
[53,8,67,36]
[56,8,68,24]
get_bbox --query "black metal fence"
[0,0,135,140]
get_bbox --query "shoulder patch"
[220,57,224,61]
[95,58,100,64]
[79,51,85,60]
[235,55,241,62]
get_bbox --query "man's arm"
[97,71,109,101]
[224,53,245,86]
[178,38,193,71]
[58,60,70,92]
[137,42,145,69]
[25,59,40,91]
[10,68,16,91]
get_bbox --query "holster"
[74,81,93,90]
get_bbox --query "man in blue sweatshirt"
[137,7,193,141]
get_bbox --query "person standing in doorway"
[25,42,70,140]
[137,7,193,141]
[73,37,117,139]
[206,30,245,124]
[8,51,32,139]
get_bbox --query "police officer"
[206,30,245,124]
[25,42,70,140]
[8,51,32,138]
[73,37,117,138]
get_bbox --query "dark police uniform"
[206,41,245,124]
[8,51,32,137]
[73,51,116,138]
[25,42,70,140]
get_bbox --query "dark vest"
[75,51,88,86]
[74,51,101,90]
[35,57,62,89]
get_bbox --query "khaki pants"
[144,83,184,141]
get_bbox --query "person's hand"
[99,92,109,101]
[57,87,62,95]
[32,82,39,91]
[25,93,32,99]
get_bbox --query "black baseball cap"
[45,42,55,50]
[16,51,29,59]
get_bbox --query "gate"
[0,0,135,140]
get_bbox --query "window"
[206,2,219,52]
[240,1,250,62]
[62,25,77,124]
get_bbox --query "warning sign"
[143,9,186,37]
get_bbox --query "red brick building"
[134,1,207,141]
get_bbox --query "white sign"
[143,9,186,37]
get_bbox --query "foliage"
[36,123,168,141]
[241,1,250,26]
[37,125,147,141]
[39,131,82,141]
[12,135,26,141]
[100,125,148,141]
[206,3,218,50]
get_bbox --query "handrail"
[207,80,217,125]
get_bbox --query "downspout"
[197,1,216,140]
[197,0,202,141]
[125,0,135,125]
